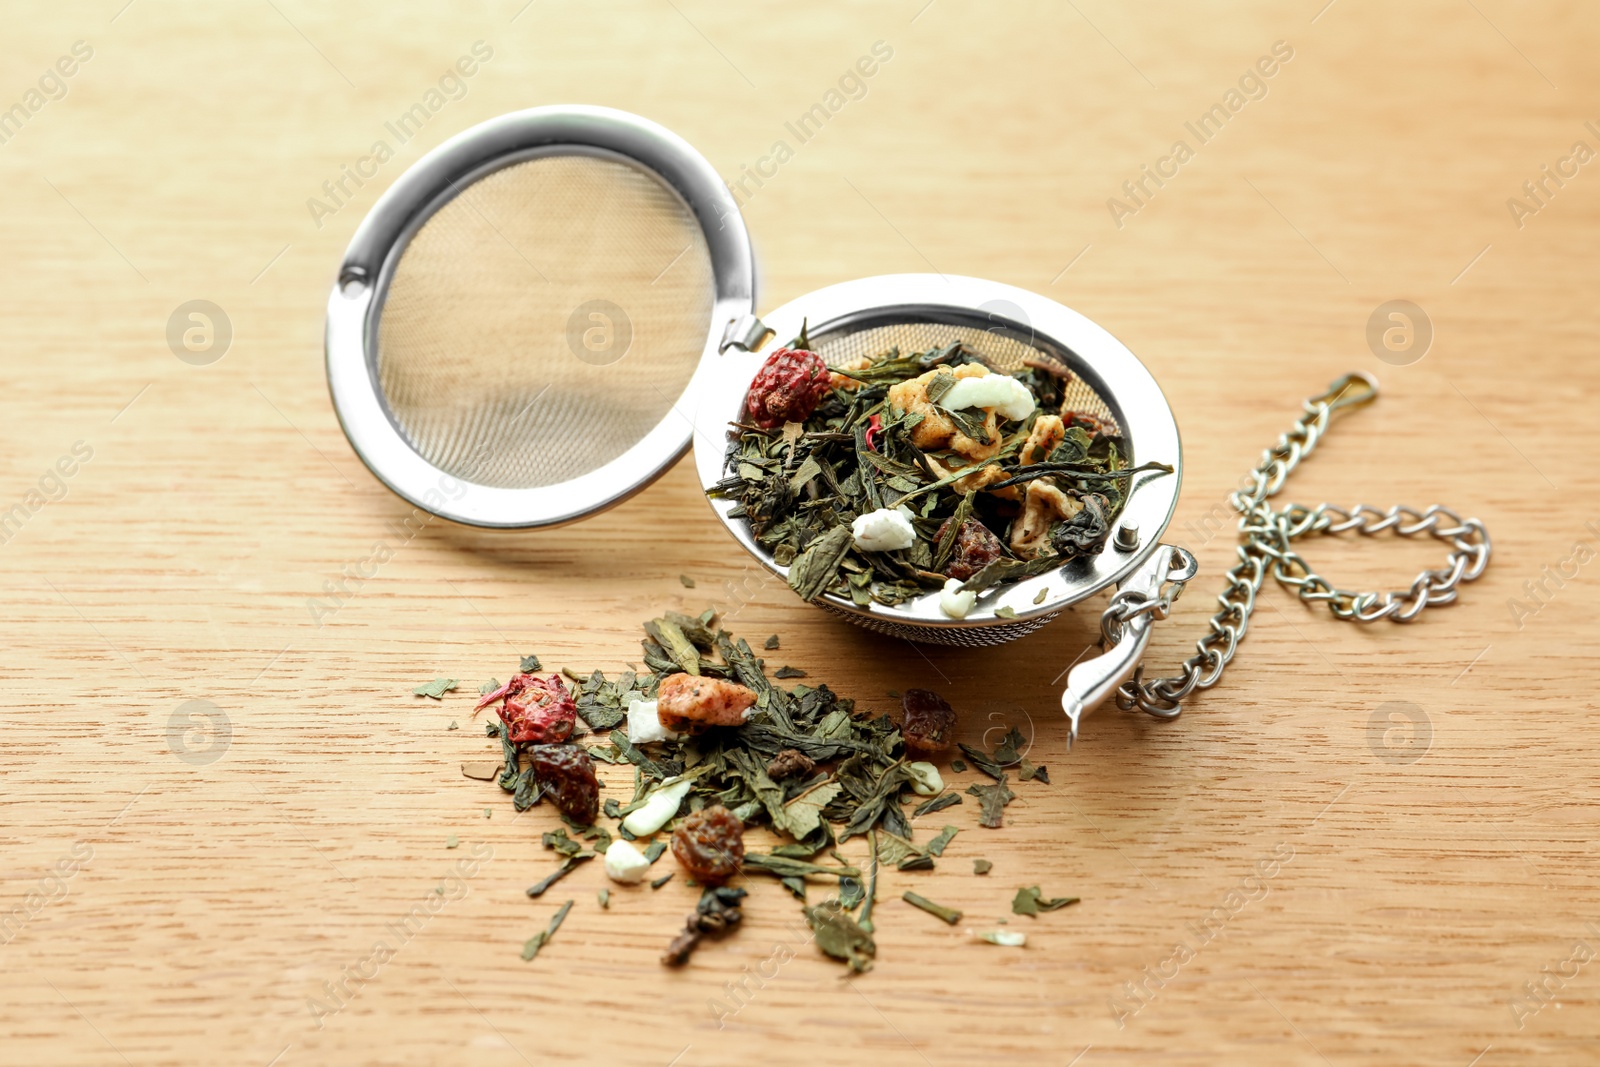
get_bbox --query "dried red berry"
[480,674,577,744]
[745,347,831,428]
[900,689,958,759]
[934,518,1005,581]
[528,744,599,825]
[671,804,745,885]
[864,413,883,451]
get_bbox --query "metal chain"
[1107,371,1492,720]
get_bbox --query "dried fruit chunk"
[527,744,599,825]
[766,748,816,780]
[934,517,1004,581]
[745,347,831,428]
[900,689,958,759]
[478,674,577,744]
[671,804,745,885]
[656,673,757,733]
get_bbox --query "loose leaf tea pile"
[710,335,1173,610]
[458,612,1076,973]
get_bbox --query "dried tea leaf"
[787,526,852,601]
[519,654,543,672]
[526,855,592,898]
[951,759,967,773]
[1012,886,1080,917]
[973,858,993,875]
[774,665,807,679]
[778,780,842,840]
[804,900,875,973]
[597,888,610,909]
[925,825,960,857]
[994,606,1017,619]
[744,854,860,880]
[542,828,584,857]
[446,835,459,849]
[645,618,702,676]
[902,891,962,925]
[650,872,674,890]
[1033,587,1048,605]
[967,775,1016,828]
[521,899,574,961]
[992,727,1027,766]
[644,840,667,864]
[912,792,962,817]
[478,679,502,695]
[764,634,780,650]
[460,761,502,781]
[447,721,459,731]
[679,574,696,588]
[957,743,1006,781]
[413,677,458,699]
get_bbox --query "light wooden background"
[2,2,1597,1064]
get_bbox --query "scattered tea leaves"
[1012,886,1080,916]
[967,775,1017,828]
[521,899,574,961]
[805,900,876,973]
[542,828,584,857]
[911,792,962,817]
[526,855,592,898]
[902,891,962,925]
[413,677,458,699]
[744,853,860,880]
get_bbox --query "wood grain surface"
[3,2,1597,1064]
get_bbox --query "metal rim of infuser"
[325,105,756,528]
[692,274,1184,638]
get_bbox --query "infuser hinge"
[719,314,773,354]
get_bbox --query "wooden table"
[3,2,1595,1064]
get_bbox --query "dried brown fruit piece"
[933,517,1005,581]
[900,689,958,759]
[662,886,747,966]
[656,673,757,733]
[671,804,746,885]
[528,744,599,825]
[766,748,816,780]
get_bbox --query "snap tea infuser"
[324,105,1490,741]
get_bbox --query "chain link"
[1109,371,1492,719]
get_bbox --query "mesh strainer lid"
[326,106,756,527]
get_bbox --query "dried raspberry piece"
[528,744,599,825]
[479,674,577,744]
[900,689,958,759]
[745,347,831,428]
[934,518,1005,581]
[671,804,745,885]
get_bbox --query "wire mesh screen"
[376,154,715,489]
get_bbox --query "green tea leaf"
[413,677,458,699]
[1012,886,1080,917]
[521,899,574,961]
[902,890,962,925]
[804,900,875,973]
[967,775,1016,828]
[973,858,993,875]
[787,526,852,602]
[519,654,542,672]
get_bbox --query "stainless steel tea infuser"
[324,105,1490,741]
